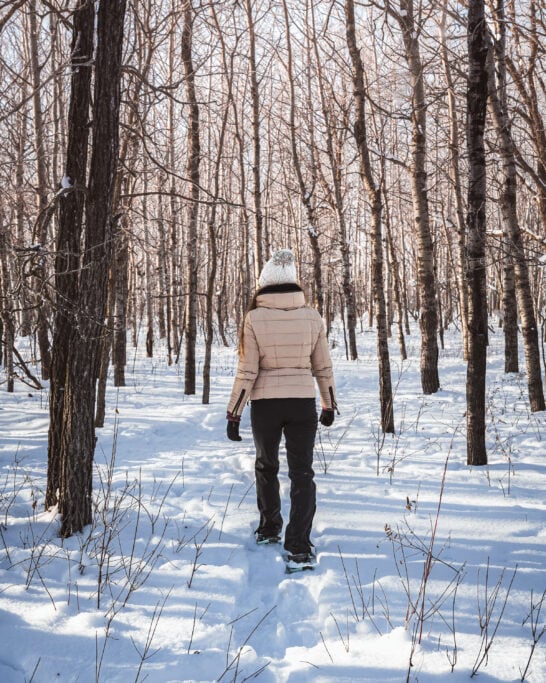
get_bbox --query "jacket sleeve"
[226,314,260,417]
[311,320,337,411]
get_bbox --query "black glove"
[319,409,335,427]
[226,413,242,441]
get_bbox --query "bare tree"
[310,2,358,360]
[438,1,469,358]
[345,0,394,433]
[0,217,15,392]
[387,0,439,394]
[466,0,489,466]
[486,0,545,412]
[281,0,324,314]
[182,0,200,395]
[46,0,94,510]
[49,0,127,536]
[245,0,265,278]
[27,0,51,380]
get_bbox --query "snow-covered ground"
[0,324,545,682]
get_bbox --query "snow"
[1,325,545,682]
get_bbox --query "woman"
[226,248,337,570]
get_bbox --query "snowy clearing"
[0,325,545,682]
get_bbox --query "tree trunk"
[0,220,15,392]
[345,0,394,433]
[383,181,407,361]
[182,0,200,395]
[439,2,469,359]
[167,7,180,365]
[502,248,519,373]
[245,0,264,279]
[486,8,545,410]
[27,0,51,380]
[58,0,127,536]
[157,187,168,341]
[466,0,488,466]
[46,0,94,510]
[16,100,32,337]
[283,0,324,314]
[311,2,358,359]
[396,0,439,394]
[95,268,114,429]
[144,188,154,359]
[112,222,128,387]
[202,54,228,404]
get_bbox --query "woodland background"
[1,0,546,534]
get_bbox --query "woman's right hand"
[319,409,335,427]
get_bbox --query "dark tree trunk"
[182,0,200,395]
[466,0,489,466]
[113,222,128,387]
[202,85,228,404]
[345,0,394,433]
[502,256,519,373]
[0,221,15,392]
[57,0,127,536]
[384,188,407,361]
[397,0,440,393]
[46,0,94,510]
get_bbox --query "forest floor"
[0,322,545,682]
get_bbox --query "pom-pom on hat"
[258,249,298,288]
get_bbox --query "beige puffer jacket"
[227,290,336,417]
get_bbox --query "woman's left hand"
[226,414,242,441]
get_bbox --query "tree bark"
[466,0,489,466]
[167,5,180,365]
[0,220,15,392]
[245,0,264,279]
[182,0,200,395]
[439,1,469,359]
[46,0,94,510]
[345,0,394,433]
[396,0,440,394]
[57,0,127,536]
[486,5,545,411]
[27,0,51,380]
[383,179,407,361]
[113,222,128,386]
[311,2,358,359]
[283,0,324,314]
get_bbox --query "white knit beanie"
[258,249,298,288]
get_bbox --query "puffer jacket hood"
[227,290,336,417]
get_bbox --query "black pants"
[250,398,317,554]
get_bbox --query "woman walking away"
[226,248,337,572]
